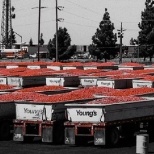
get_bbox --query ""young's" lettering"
[24,108,43,116]
[76,110,97,117]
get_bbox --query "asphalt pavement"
[0,138,154,154]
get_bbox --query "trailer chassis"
[64,116,154,146]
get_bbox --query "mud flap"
[94,128,105,145]
[13,127,24,141]
[65,127,75,144]
[42,127,53,143]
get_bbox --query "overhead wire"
[65,0,102,16]
[13,18,56,28]
[4,0,144,44]
[65,0,143,25]
[62,10,99,23]
[63,21,97,28]
[12,0,38,12]
[11,0,141,31]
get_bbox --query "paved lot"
[1,138,154,154]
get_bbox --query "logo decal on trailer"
[76,110,97,117]
[24,108,43,117]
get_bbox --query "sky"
[0,0,146,46]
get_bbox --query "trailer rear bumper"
[42,125,53,143]
[13,120,54,142]
[13,126,24,141]
[65,127,75,144]
[94,127,106,145]
[64,122,106,145]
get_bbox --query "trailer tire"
[0,122,11,140]
[107,127,120,146]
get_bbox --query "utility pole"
[55,0,64,62]
[38,0,41,61]
[5,0,9,48]
[32,0,47,61]
[117,22,126,64]
[56,0,58,62]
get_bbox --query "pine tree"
[48,27,73,61]
[89,8,117,62]
[138,0,154,61]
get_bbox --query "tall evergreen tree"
[47,27,74,61]
[89,8,117,61]
[138,0,154,61]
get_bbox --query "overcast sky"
[0,0,145,45]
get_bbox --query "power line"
[65,0,139,24]
[11,0,141,30]
[4,0,144,46]
[65,0,102,16]
[63,10,99,23]
[12,0,38,11]
[13,19,55,27]
[15,6,54,14]
[64,21,97,28]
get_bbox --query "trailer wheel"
[0,122,11,140]
[107,127,120,146]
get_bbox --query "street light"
[14,31,22,44]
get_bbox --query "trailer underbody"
[64,116,154,146]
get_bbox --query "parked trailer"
[64,98,154,146]
[13,98,94,143]
[7,76,46,87]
